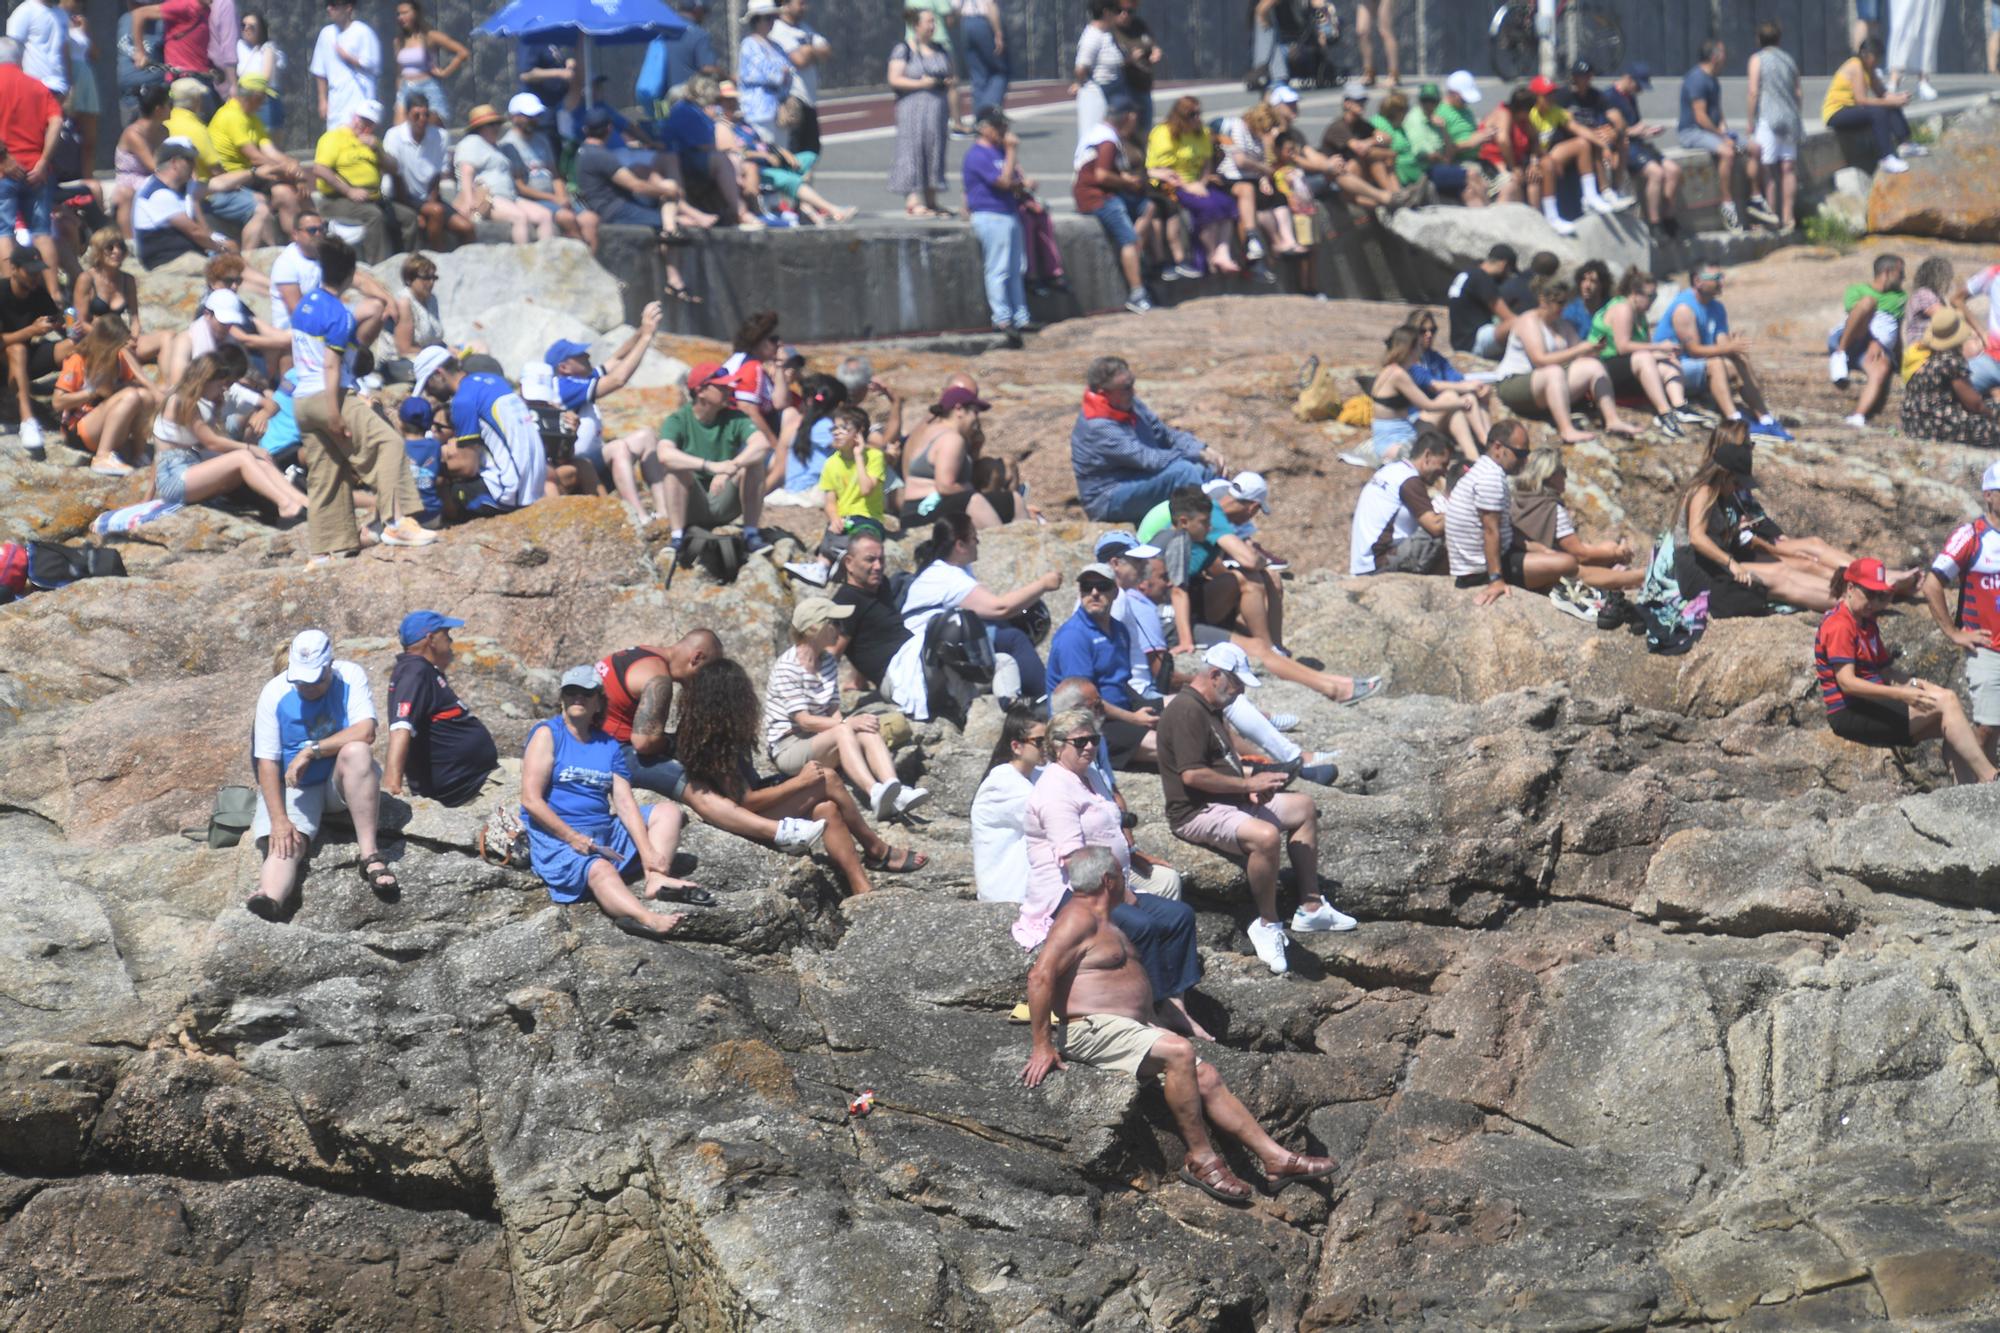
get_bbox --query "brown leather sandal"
[1178,1154,1253,1205]
[1261,1151,1338,1188]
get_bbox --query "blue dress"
[523,717,653,902]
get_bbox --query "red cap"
[686,362,728,390]
[1844,558,1893,593]
[1528,75,1557,96]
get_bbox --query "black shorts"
[18,338,58,381]
[1827,698,1914,749]
[1453,544,1528,589]
[899,488,973,526]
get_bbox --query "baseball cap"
[1076,562,1118,587]
[508,92,547,118]
[1623,61,1653,90]
[398,396,434,429]
[154,138,196,164]
[239,73,271,95]
[1445,69,1482,103]
[1203,642,1260,689]
[1266,84,1300,106]
[1528,74,1556,96]
[356,99,385,124]
[202,289,248,323]
[559,664,603,692]
[545,339,592,369]
[411,345,453,394]
[687,361,728,391]
[1418,82,1441,102]
[1844,558,1893,593]
[1984,460,2000,492]
[934,385,992,413]
[286,629,333,684]
[1205,470,1273,513]
[792,596,856,631]
[582,104,615,131]
[1094,531,1138,559]
[1340,80,1369,103]
[716,79,739,99]
[398,609,464,645]
[10,246,46,272]
[1487,242,1518,265]
[1570,57,1594,77]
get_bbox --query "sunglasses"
[559,686,601,700]
[1079,581,1115,596]
[1061,734,1100,751]
[299,226,325,235]
[1020,733,1048,749]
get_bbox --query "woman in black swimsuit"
[1675,428,1840,618]
[74,226,167,365]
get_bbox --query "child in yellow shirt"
[817,404,888,528]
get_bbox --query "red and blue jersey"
[1932,518,2000,651]
[1813,603,1886,714]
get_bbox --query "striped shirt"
[763,649,839,753]
[1444,455,1513,579]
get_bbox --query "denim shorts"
[205,187,259,223]
[153,447,212,506]
[1088,194,1146,250]
[0,175,53,238]
[1427,163,1469,195]
[1679,356,1710,390]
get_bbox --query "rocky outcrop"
[1869,103,2000,241]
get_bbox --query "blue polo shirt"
[1046,604,1136,709]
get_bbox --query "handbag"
[181,784,258,849]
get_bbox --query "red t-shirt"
[1932,517,2000,651]
[161,0,213,74]
[0,65,58,169]
[1813,603,1885,713]
[1073,136,1122,214]
[718,351,772,414]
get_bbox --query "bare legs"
[249,740,383,910]
[177,448,308,517]
[81,384,160,467]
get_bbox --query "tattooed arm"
[630,677,674,758]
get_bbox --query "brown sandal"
[1261,1151,1338,1189]
[1178,1154,1253,1205]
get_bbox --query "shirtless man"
[1021,845,1337,1206]
[597,630,826,854]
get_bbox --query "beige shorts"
[1172,802,1281,854]
[1055,1012,1171,1076]
[769,732,821,776]
[1967,646,2000,727]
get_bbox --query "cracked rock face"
[8,293,2000,1329]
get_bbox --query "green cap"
[1419,82,1442,101]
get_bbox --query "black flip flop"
[864,846,928,874]
[653,883,716,907]
[245,894,281,921]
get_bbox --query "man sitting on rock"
[312,99,416,259]
[384,609,499,805]
[413,345,574,516]
[1071,355,1226,523]
[1665,266,1793,441]
[1047,563,1158,770]
[1446,243,1523,360]
[653,360,775,554]
[1021,843,1338,1205]
[247,629,400,920]
[1443,419,1575,606]
[828,526,911,694]
[1349,428,1449,576]
[1156,644,1356,976]
[542,299,663,481]
[1828,252,1905,430]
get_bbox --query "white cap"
[355,100,384,125]
[1204,470,1273,513]
[412,345,454,395]
[1202,642,1259,688]
[1340,80,1369,103]
[1123,543,1162,559]
[286,629,333,684]
[202,289,248,323]
[1985,460,2000,491]
[507,92,546,118]
[1445,70,1482,103]
[1265,84,1300,106]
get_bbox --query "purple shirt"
[1016,761,1129,949]
[961,140,1018,216]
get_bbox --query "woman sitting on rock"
[1674,429,1843,618]
[1146,95,1240,276]
[1020,706,1206,1038]
[1814,559,1996,783]
[1590,268,1700,439]
[679,657,926,897]
[897,512,1062,705]
[1400,309,1493,463]
[1896,256,1969,381]
[1511,446,1644,591]
[972,705,1044,903]
[1493,276,1643,445]
[71,226,167,364]
[1370,324,1475,466]
[147,346,308,520]
[54,314,160,476]
[1900,310,2000,449]
[899,385,1003,529]
[520,665,702,940]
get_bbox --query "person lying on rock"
[1021,844,1337,1206]
[678,657,927,895]
[1814,559,1998,785]
[520,665,707,937]
[596,630,827,856]
[383,609,498,804]
[246,629,399,920]
[1157,646,1357,977]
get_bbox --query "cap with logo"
[545,339,592,369]
[399,610,463,646]
[1204,470,1273,513]
[1266,84,1301,106]
[1843,558,1893,593]
[1203,642,1260,688]
[1528,74,1556,96]
[286,629,334,684]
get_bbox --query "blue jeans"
[970,209,1028,330]
[1087,456,1212,522]
[960,13,1008,115]
[1970,353,2000,394]
[1827,103,1911,161]
[1252,18,1288,83]
[1088,194,1144,250]
[620,743,688,800]
[988,622,1047,700]
[0,175,53,238]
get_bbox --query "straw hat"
[1925,307,1969,354]
[465,104,505,131]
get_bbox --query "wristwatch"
[308,738,322,759]
[1487,572,1503,584]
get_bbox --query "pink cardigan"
[1015,760,1129,949]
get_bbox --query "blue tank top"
[1666,288,1728,351]
[522,716,628,838]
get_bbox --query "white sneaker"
[783,559,829,586]
[1244,235,1265,261]
[1546,214,1577,237]
[868,779,902,820]
[1600,189,1635,212]
[1246,918,1291,974]
[1917,78,1939,101]
[775,817,826,854]
[1878,155,1910,175]
[892,785,931,815]
[1828,350,1850,385]
[1585,193,1619,215]
[1898,142,1931,158]
[19,418,42,451]
[1292,900,1358,933]
[1844,412,1868,429]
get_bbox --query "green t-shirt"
[1370,114,1421,186]
[659,402,756,468]
[1844,282,1907,320]
[1437,103,1481,162]
[1589,296,1652,360]
[1403,106,1447,167]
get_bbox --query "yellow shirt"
[1527,102,1569,148]
[1145,123,1214,186]
[315,127,381,198]
[818,446,888,523]
[165,106,220,181]
[209,98,270,175]
[1822,58,1874,120]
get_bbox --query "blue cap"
[582,104,615,132]
[1623,61,1652,90]
[398,395,433,429]
[399,609,464,646]
[545,339,592,368]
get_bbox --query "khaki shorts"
[1054,1012,1170,1076]
[1967,647,2000,727]
[769,731,820,776]
[1172,801,1280,854]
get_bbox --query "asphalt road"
[798,73,1997,218]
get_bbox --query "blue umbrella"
[479,0,689,100]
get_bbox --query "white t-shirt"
[309,20,381,132]
[971,763,1035,902]
[1075,25,1123,87]
[1350,459,1424,575]
[381,120,447,202]
[1110,587,1166,700]
[453,132,518,201]
[1968,264,2000,361]
[267,243,320,332]
[132,177,197,234]
[1444,455,1514,579]
[7,0,66,95]
[769,19,829,105]
[238,38,286,91]
[900,561,979,634]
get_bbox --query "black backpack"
[920,609,997,728]
[27,541,126,592]
[1009,598,1051,646]
[673,527,746,585]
